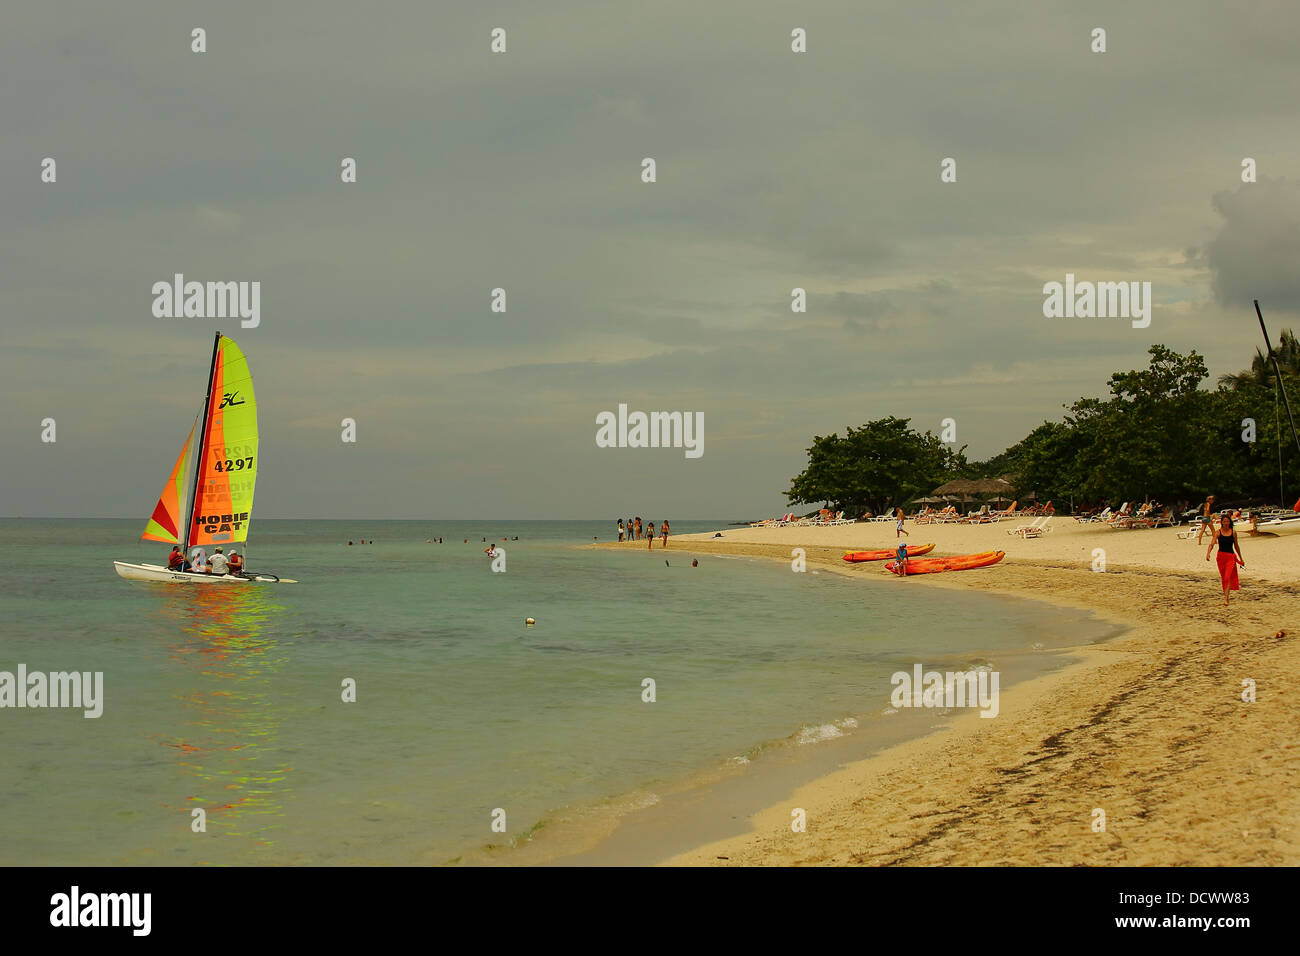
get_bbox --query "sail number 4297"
[213,457,254,472]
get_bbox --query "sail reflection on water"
[155,586,293,861]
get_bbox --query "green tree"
[786,417,961,515]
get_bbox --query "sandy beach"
[603,518,1300,865]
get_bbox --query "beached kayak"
[842,543,935,562]
[884,550,1005,575]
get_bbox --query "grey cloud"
[1205,178,1300,313]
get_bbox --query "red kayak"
[842,543,935,562]
[884,550,1005,575]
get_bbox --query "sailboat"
[114,331,290,584]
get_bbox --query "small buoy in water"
[525,618,535,627]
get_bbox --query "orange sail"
[189,335,258,547]
[142,423,197,543]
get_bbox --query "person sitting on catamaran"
[227,550,245,575]
[189,547,207,572]
[167,546,191,571]
[208,548,229,575]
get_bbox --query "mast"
[182,331,223,558]
[1254,301,1300,504]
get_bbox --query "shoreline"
[570,523,1298,865]
[446,537,1109,867]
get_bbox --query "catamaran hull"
[1259,516,1300,534]
[113,561,270,583]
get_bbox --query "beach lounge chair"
[1022,516,1053,538]
[987,501,1017,523]
[1007,516,1047,536]
[1103,503,1130,527]
[1129,508,1172,530]
[1114,503,1153,529]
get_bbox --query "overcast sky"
[3,1,1299,520]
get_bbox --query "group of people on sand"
[167,545,245,576]
[618,516,670,548]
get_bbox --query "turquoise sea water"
[0,518,1105,865]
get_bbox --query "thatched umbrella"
[931,478,1014,495]
[930,478,979,496]
[932,477,1015,507]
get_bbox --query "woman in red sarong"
[1204,514,1245,606]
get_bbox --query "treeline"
[787,337,1300,515]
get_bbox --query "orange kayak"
[884,550,1005,575]
[842,543,935,562]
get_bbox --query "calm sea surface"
[0,518,1105,864]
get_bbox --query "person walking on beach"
[1205,514,1244,606]
[634,517,642,540]
[646,521,655,549]
[660,520,670,548]
[618,519,625,542]
[1196,495,1217,545]
[895,507,909,538]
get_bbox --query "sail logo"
[595,404,704,459]
[195,511,249,534]
[889,664,999,718]
[0,666,104,718]
[151,274,261,329]
[218,391,246,409]
[50,886,151,936]
[1042,274,1151,328]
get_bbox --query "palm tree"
[1219,329,1300,390]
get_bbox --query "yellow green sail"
[189,335,258,546]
